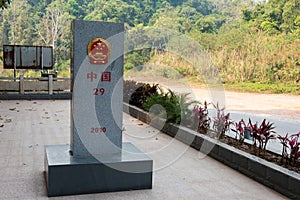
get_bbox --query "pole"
[41,47,43,71]
[14,46,16,81]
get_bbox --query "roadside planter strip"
[123,103,300,199]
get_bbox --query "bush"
[158,66,182,79]
[124,62,134,70]
[123,80,160,109]
[143,90,197,125]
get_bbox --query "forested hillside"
[0,0,299,93]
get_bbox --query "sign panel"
[3,45,53,69]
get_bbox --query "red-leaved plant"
[249,118,276,154]
[278,132,300,165]
[193,101,211,133]
[212,103,232,139]
[231,119,247,144]
[277,133,289,161]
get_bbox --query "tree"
[242,8,253,21]
[35,0,73,67]
[184,0,214,16]
[0,0,10,9]
[2,0,33,45]
[84,0,137,26]
[196,17,216,33]
[260,21,280,34]
[281,0,300,33]
[243,0,300,34]
[196,15,226,33]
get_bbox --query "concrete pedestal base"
[44,143,153,197]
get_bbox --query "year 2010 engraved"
[93,88,105,96]
[91,127,107,133]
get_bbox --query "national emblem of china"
[87,38,111,64]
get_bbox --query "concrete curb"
[0,93,72,100]
[123,103,300,199]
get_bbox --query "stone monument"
[44,20,153,197]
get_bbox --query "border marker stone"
[44,20,153,197]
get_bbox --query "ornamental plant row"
[124,80,300,169]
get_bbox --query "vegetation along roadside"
[124,80,300,174]
[0,0,299,95]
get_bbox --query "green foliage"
[242,8,253,21]
[58,70,70,78]
[260,21,280,34]
[194,23,300,85]
[184,0,214,16]
[143,90,196,125]
[23,70,40,78]
[0,0,10,9]
[85,0,137,26]
[242,0,300,34]
[195,14,226,33]
[196,17,216,33]
[124,62,134,71]
[225,82,300,95]
[124,50,151,71]
[0,0,299,95]
[56,59,70,77]
[0,69,15,78]
[158,66,182,79]
[123,80,160,109]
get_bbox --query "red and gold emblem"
[87,38,111,64]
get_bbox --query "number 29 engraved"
[93,88,105,96]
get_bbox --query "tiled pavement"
[0,100,287,199]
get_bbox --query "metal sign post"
[13,46,16,81]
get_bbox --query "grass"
[187,76,300,95]
[225,82,300,95]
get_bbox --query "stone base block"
[44,143,153,197]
